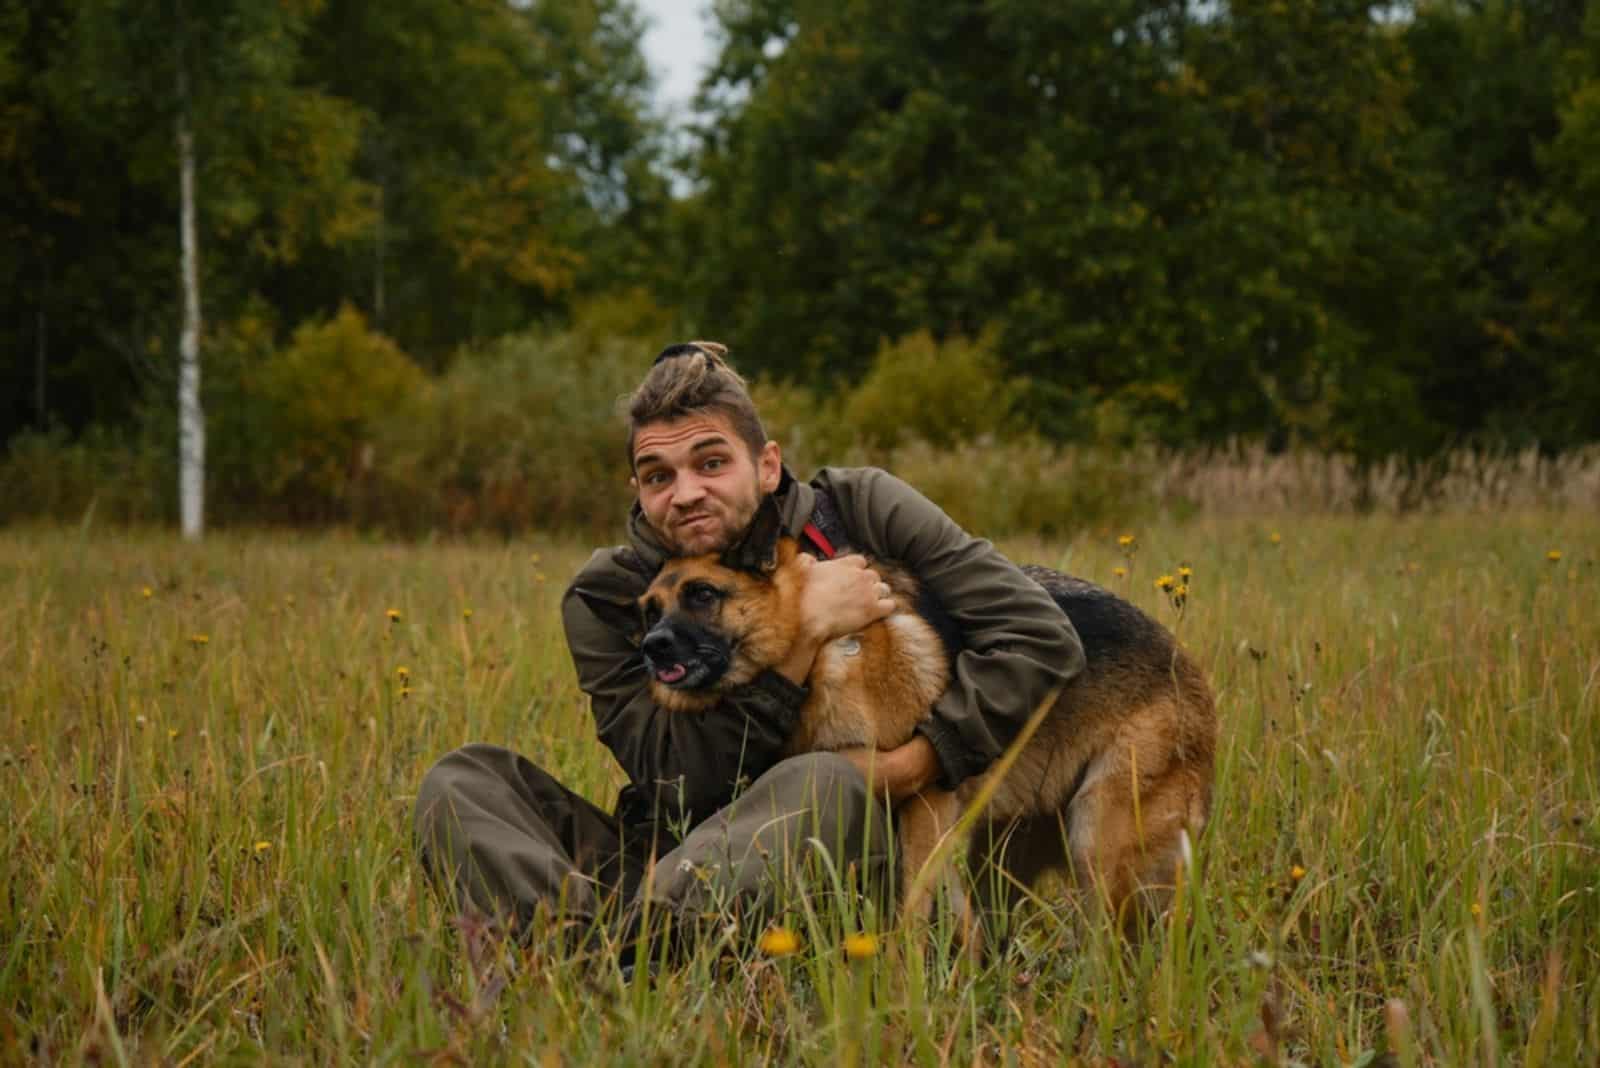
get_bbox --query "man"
[414,341,1084,955]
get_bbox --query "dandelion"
[141,586,153,599]
[1177,565,1193,580]
[189,634,209,647]
[386,608,402,623]
[462,608,474,620]
[253,841,272,854]
[1269,532,1282,545]
[400,686,412,700]
[1155,574,1176,592]
[534,572,548,584]
[396,665,410,681]
[168,728,178,740]
[843,932,879,960]
[134,715,148,728]
[1172,584,1189,607]
[1546,550,1562,563]
[1290,864,1307,882]
[1117,534,1136,549]
[1470,901,1482,917]
[1112,566,1128,579]
[758,925,801,957]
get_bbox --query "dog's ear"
[573,585,645,645]
[721,494,785,574]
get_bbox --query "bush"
[254,306,427,517]
[840,330,1023,451]
[0,425,167,524]
[365,331,640,534]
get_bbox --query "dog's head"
[614,497,805,710]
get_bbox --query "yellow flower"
[1173,584,1189,599]
[1155,574,1175,591]
[1177,565,1193,579]
[254,841,272,853]
[758,925,801,957]
[1470,901,1482,917]
[386,608,402,622]
[1117,534,1136,548]
[168,728,179,740]
[842,932,878,960]
[141,586,153,599]
[1112,566,1128,578]
[1269,532,1282,545]
[534,572,548,584]
[396,665,410,680]
[399,686,411,700]
[189,634,209,647]
[1546,550,1562,563]
[1290,864,1307,881]
[462,608,474,620]
[134,715,147,728]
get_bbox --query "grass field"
[2,513,1596,1065]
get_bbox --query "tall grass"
[1,512,1596,1063]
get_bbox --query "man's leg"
[641,752,889,934]
[414,744,646,936]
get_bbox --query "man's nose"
[671,474,707,509]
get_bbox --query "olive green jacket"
[561,466,1085,829]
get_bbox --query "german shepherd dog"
[633,501,1216,936]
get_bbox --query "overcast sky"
[635,0,715,115]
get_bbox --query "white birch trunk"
[177,65,205,540]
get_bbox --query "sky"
[634,0,716,115]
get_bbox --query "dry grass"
[1,509,1596,1063]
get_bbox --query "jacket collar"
[624,465,815,572]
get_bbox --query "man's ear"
[574,587,645,645]
[757,440,782,495]
[721,494,785,574]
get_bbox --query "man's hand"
[797,554,896,643]
[839,735,941,805]
[774,554,897,687]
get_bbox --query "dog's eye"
[684,583,720,609]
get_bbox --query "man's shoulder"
[564,545,656,602]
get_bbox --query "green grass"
[1,513,1596,1064]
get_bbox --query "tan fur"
[641,542,1217,938]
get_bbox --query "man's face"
[632,413,782,555]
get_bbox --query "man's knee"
[756,752,871,833]
[415,743,511,840]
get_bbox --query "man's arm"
[824,467,1086,790]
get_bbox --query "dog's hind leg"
[1065,741,1204,935]
[965,812,1072,954]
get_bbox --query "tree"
[57,0,370,535]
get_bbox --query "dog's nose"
[641,630,675,664]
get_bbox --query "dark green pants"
[414,745,885,946]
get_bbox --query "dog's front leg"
[895,788,964,933]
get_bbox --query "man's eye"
[643,471,670,487]
[703,457,725,471]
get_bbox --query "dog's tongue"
[656,664,688,684]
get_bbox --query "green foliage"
[253,307,426,513]
[365,332,639,534]
[839,331,1020,451]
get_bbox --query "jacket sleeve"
[562,554,809,827]
[825,467,1086,789]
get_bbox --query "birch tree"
[62,0,368,536]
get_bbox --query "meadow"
[1,511,1595,1064]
